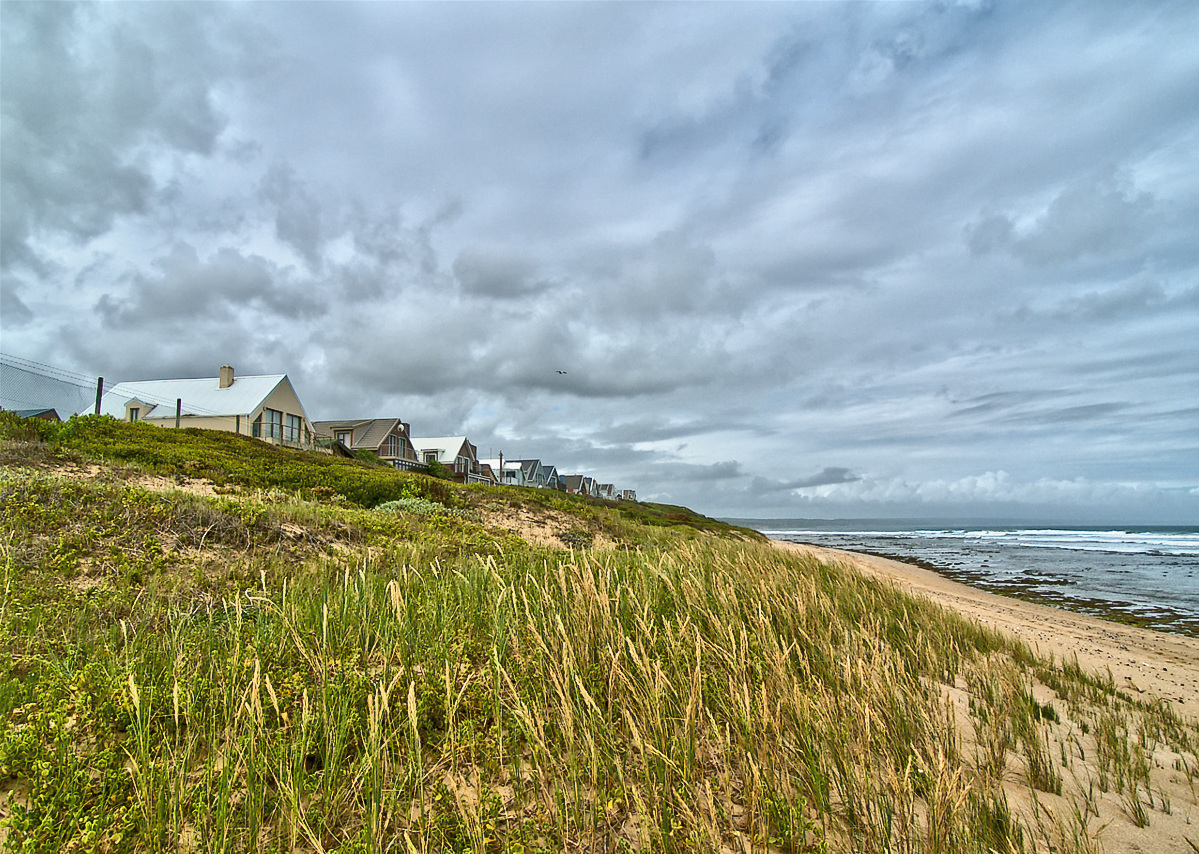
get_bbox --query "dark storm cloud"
[3,1,1198,522]
[452,245,544,299]
[0,3,254,272]
[258,164,325,270]
[95,244,325,328]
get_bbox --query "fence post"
[175,398,182,428]
[94,377,104,415]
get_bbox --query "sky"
[3,1,1198,524]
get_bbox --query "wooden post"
[175,398,182,428]
[94,377,103,415]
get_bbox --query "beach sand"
[775,539,1199,854]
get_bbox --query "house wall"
[145,415,241,433]
[250,380,314,448]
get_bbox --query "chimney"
[219,365,235,389]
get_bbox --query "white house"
[480,458,526,487]
[88,365,317,449]
[410,436,490,484]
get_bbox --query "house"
[410,436,490,485]
[8,408,61,421]
[561,474,599,497]
[561,474,583,495]
[513,459,544,488]
[480,458,526,487]
[88,365,318,449]
[513,458,557,488]
[312,418,423,470]
[513,459,562,490]
[477,462,499,486]
[619,489,637,502]
[597,483,617,501]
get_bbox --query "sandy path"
[774,540,1199,723]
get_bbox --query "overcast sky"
[3,1,1198,523]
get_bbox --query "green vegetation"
[0,413,1195,852]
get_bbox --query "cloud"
[258,163,324,269]
[1,275,33,325]
[453,245,544,299]
[3,2,1198,523]
[95,243,325,328]
[967,171,1156,266]
[0,3,251,272]
[751,467,861,494]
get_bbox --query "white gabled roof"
[89,374,293,419]
[410,436,472,462]
[480,458,524,472]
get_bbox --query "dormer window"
[128,407,140,422]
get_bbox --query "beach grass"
[1,414,1196,852]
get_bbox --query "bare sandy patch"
[481,504,616,550]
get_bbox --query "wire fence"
[0,352,231,419]
[0,352,98,418]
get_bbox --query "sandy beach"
[774,539,1199,722]
[776,539,1199,853]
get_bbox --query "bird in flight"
[555,370,568,375]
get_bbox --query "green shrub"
[376,497,481,523]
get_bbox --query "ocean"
[730,520,1199,637]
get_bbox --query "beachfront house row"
[311,418,424,470]
[411,436,490,485]
[515,459,563,491]
[89,365,317,449]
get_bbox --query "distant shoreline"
[773,535,1199,636]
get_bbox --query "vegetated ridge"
[0,413,1196,853]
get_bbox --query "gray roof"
[90,374,296,419]
[11,408,60,420]
[313,418,407,451]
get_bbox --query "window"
[128,407,140,422]
[386,435,399,457]
[255,408,283,439]
[286,413,302,443]
[335,430,351,445]
[424,450,438,464]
